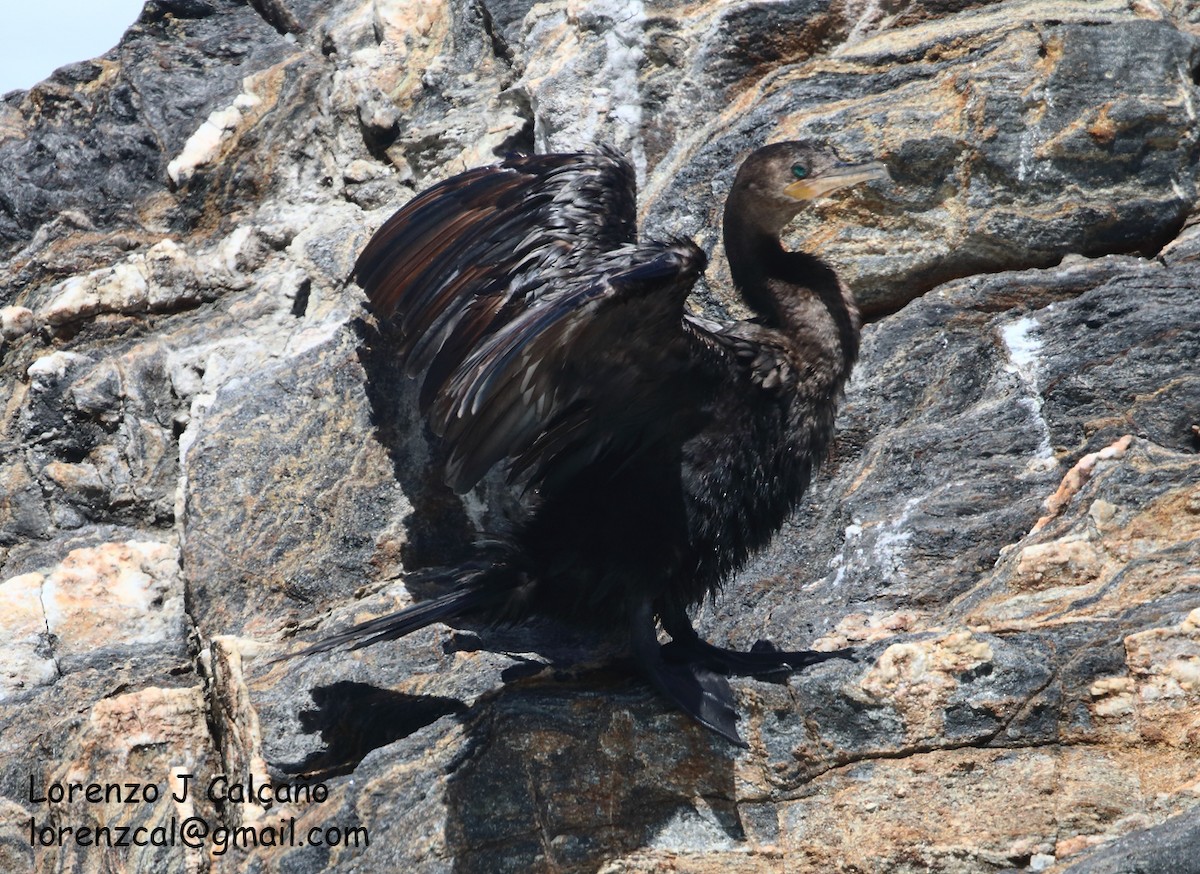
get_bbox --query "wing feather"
[355,149,711,493]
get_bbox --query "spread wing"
[355,149,712,493]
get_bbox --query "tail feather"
[276,585,496,661]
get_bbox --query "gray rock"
[0,0,1197,871]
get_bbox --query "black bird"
[303,142,886,745]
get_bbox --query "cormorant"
[301,142,887,745]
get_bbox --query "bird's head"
[729,140,888,234]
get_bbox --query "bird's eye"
[791,163,809,180]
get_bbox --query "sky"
[0,0,147,95]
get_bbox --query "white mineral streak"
[1001,313,1056,470]
[872,496,920,581]
[827,520,864,587]
[34,222,274,330]
[167,87,263,186]
[1001,315,1041,386]
[596,0,648,182]
[523,1,647,181]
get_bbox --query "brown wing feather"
[355,149,711,493]
[355,150,637,402]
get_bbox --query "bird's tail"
[276,558,524,661]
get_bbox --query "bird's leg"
[628,600,746,747]
[659,603,853,678]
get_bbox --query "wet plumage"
[303,142,887,745]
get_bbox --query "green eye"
[791,163,809,180]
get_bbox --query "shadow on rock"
[279,680,468,780]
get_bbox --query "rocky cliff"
[1,0,1197,871]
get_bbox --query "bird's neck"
[722,211,861,371]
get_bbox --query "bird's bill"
[785,161,889,201]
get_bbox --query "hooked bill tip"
[784,161,889,201]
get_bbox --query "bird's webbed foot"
[659,606,854,680]
[630,602,745,747]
